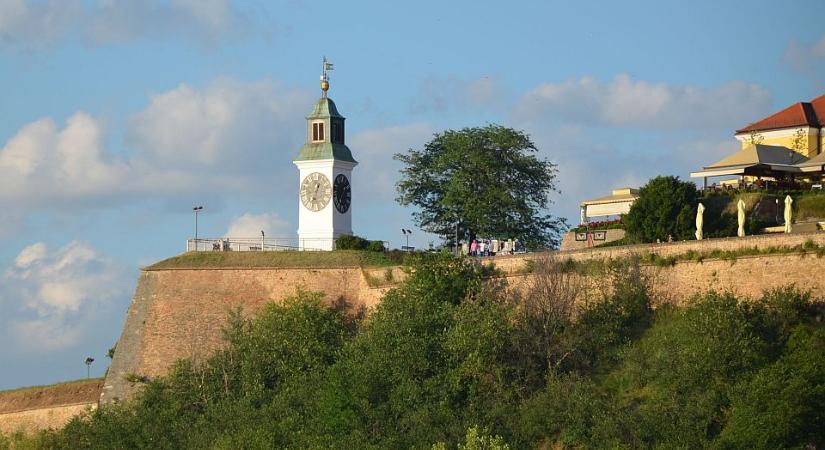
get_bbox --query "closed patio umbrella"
[737,199,746,237]
[784,195,793,233]
[695,203,705,240]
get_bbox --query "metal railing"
[186,237,336,252]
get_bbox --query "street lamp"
[84,356,94,379]
[401,229,412,251]
[193,206,203,251]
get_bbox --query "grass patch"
[595,237,628,248]
[796,194,825,220]
[146,250,407,270]
[0,378,102,396]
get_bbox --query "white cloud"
[14,242,46,268]
[1,241,128,351]
[128,78,310,171]
[0,0,81,47]
[513,74,772,130]
[225,212,291,237]
[0,0,254,49]
[0,112,131,206]
[0,78,313,209]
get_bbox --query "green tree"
[715,326,825,449]
[624,175,698,243]
[395,124,565,249]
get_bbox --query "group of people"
[462,238,519,257]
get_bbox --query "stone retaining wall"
[103,231,825,404]
[0,403,96,435]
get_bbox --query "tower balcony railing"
[186,237,336,252]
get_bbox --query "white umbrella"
[695,203,705,240]
[784,195,793,233]
[737,199,746,237]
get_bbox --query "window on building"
[312,122,325,142]
[331,120,344,143]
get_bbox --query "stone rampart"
[103,231,825,404]
[0,379,101,435]
[101,266,387,403]
[0,403,96,435]
[489,230,825,273]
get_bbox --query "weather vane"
[321,56,334,95]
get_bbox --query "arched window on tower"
[312,121,325,142]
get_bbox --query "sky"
[1,0,824,389]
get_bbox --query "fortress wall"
[643,252,824,304]
[101,267,384,403]
[488,230,825,274]
[0,379,102,435]
[102,231,825,404]
[0,403,96,435]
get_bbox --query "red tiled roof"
[810,93,825,125]
[736,93,824,134]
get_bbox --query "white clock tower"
[294,58,357,250]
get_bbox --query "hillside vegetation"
[4,255,824,449]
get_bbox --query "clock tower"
[294,58,357,250]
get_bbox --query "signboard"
[593,231,607,241]
[575,232,587,241]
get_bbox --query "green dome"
[296,142,357,163]
[295,95,357,164]
[307,96,343,119]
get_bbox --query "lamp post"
[193,206,203,251]
[84,357,94,379]
[401,229,412,251]
[775,198,780,225]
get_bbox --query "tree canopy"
[624,175,698,243]
[394,124,565,249]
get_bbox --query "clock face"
[300,172,331,212]
[333,174,351,213]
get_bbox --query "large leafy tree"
[624,175,698,243]
[394,124,565,249]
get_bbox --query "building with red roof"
[734,93,825,158]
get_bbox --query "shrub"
[716,326,825,449]
[335,234,370,250]
[336,235,386,252]
[624,176,698,243]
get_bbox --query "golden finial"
[320,56,334,95]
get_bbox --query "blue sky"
[0,0,823,389]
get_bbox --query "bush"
[335,235,386,252]
[716,326,825,449]
[624,176,698,243]
[335,234,370,250]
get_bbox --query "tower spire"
[320,56,334,96]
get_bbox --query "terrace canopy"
[796,151,825,174]
[690,144,808,187]
[580,187,639,224]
